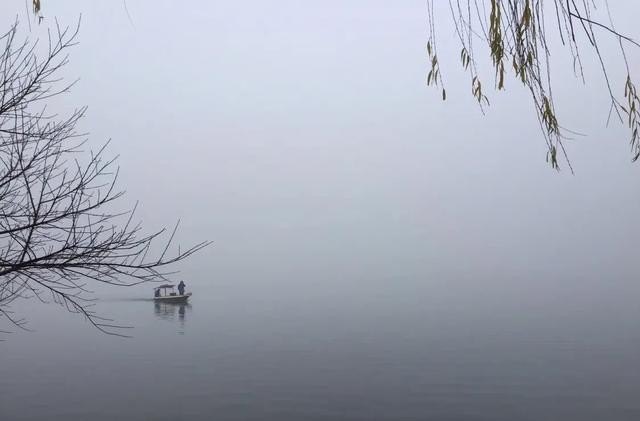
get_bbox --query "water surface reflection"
[153,301,191,329]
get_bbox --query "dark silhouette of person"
[178,281,186,295]
[154,288,160,298]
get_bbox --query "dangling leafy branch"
[426,1,640,171]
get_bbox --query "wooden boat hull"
[153,293,191,303]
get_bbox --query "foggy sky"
[1,1,639,326]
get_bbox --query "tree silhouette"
[0,20,208,335]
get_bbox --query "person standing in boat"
[178,280,186,296]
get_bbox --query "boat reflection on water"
[153,301,191,328]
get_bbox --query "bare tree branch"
[0,19,210,336]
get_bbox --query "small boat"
[153,284,191,303]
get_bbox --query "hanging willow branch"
[426,0,640,170]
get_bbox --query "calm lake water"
[2,274,640,421]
